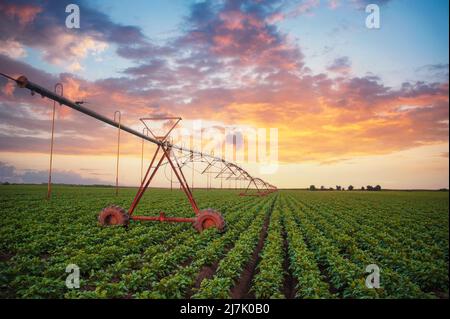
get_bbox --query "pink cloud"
[2,81,15,96]
[327,56,352,75]
[0,40,27,59]
[328,0,341,9]
[0,0,447,164]
[1,3,42,26]
[287,0,320,18]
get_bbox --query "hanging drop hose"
[0,72,278,192]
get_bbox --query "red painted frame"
[127,118,199,224]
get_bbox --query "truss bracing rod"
[1,73,277,192]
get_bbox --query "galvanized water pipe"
[1,73,277,192]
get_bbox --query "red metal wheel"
[98,205,129,226]
[193,209,226,233]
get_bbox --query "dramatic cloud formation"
[0,0,149,70]
[0,0,448,179]
[0,2,42,26]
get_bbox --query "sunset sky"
[0,0,448,189]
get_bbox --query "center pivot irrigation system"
[1,73,277,232]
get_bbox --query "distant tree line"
[309,184,382,191]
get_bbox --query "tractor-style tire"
[98,205,129,226]
[193,209,226,233]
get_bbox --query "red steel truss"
[0,73,277,232]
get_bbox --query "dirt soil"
[230,213,271,298]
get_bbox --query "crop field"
[0,185,448,299]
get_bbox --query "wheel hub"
[98,205,129,226]
[193,209,226,233]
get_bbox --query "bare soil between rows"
[230,211,271,298]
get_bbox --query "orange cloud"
[0,0,447,168]
[2,81,15,96]
[1,3,42,26]
[1,51,448,166]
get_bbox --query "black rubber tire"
[98,205,130,226]
[193,209,226,233]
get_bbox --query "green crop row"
[141,195,275,298]
[251,205,284,298]
[0,186,447,299]
[289,194,445,297]
[280,195,333,298]
[191,195,276,298]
